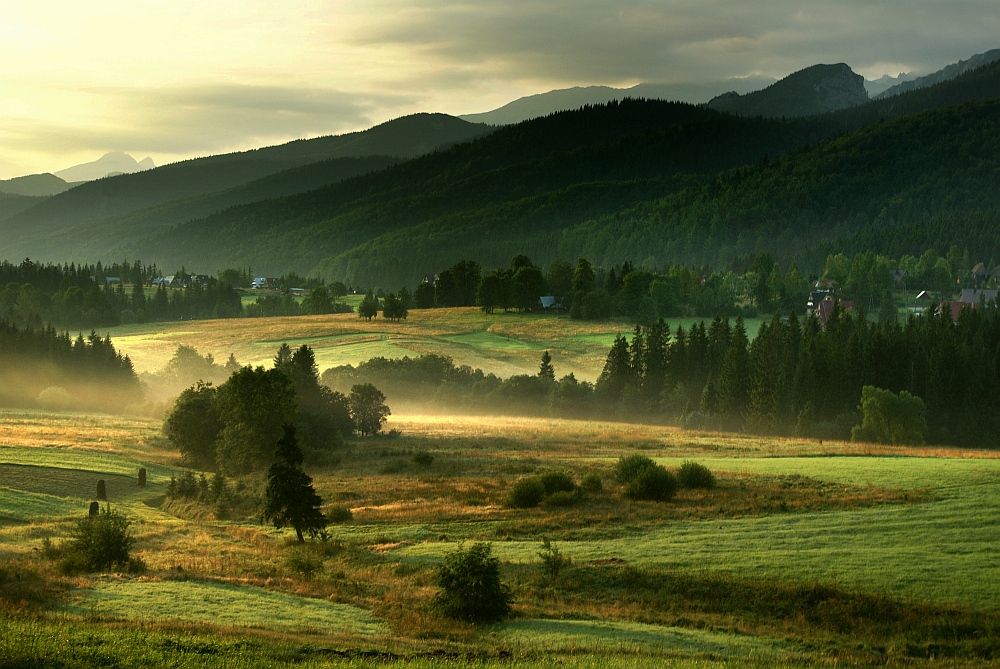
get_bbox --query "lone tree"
[358,291,379,321]
[349,383,391,436]
[261,425,326,543]
[432,542,511,624]
[538,351,555,382]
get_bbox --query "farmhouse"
[815,295,854,328]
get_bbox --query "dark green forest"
[4,62,1000,290]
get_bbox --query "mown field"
[104,309,764,381]
[1,408,998,668]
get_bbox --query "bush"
[580,472,603,493]
[852,385,928,445]
[412,451,434,466]
[539,471,575,495]
[326,504,353,523]
[540,489,581,507]
[504,477,546,508]
[284,546,323,578]
[432,542,510,623]
[623,465,677,502]
[677,461,716,489]
[58,506,144,574]
[537,538,571,581]
[614,454,657,484]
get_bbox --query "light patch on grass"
[0,486,85,521]
[102,309,759,381]
[500,618,793,657]
[0,446,175,484]
[399,455,1000,610]
[66,579,387,635]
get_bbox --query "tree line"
[0,319,141,412]
[324,301,1000,447]
[164,343,390,475]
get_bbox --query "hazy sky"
[1,1,997,179]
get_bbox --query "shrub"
[677,461,716,489]
[539,471,575,495]
[623,465,677,502]
[540,489,581,507]
[614,454,657,484]
[537,538,571,581]
[852,385,928,445]
[504,477,546,508]
[432,542,510,623]
[326,504,353,523]
[412,451,434,466]
[580,472,603,493]
[58,506,144,574]
[284,546,323,578]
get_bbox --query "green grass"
[499,618,794,657]
[393,455,1000,610]
[0,617,814,669]
[0,446,176,484]
[64,579,387,635]
[102,310,764,382]
[0,486,84,521]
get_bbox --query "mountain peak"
[708,63,868,117]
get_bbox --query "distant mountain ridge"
[876,48,1000,98]
[1,113,489,240]
[54,151,155,182]
[707,63,868,117]
[459,77,776,125]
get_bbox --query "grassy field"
[2,408,999,667]
[104,309,764,381]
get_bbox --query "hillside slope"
[0,173,74,197]
[135,102,837,282]
[1,113,488,241]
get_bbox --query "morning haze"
[2,3,1000,668]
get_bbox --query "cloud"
[0,83,416,159]
[340,0,1000,84]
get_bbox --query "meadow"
[1,402,999,667]
[104,309,764,381]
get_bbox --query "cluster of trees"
[593,305,1000,445]
[244,286,352,318]
[321,352,595,418]
[165,344,390,475]
[325,301,1000,446]
[358,289,410,321]
[0,319,141,412]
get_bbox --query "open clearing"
[1,408,998,667]
[104,309,764,380]
[66,579,387,635]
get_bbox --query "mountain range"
[1,49,999,289]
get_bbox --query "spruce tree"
[538,351,555,382]
[262,425,326,543]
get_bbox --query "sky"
[1,0,997,180]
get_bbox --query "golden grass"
[104,309,722,381]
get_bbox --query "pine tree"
[273,343,293,374]
[715,316,750,423]
[261,425,326,543]
[596,335,632,401]
[538,351,555,382]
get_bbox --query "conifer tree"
[538,351,555,382]
[262,425,326,543]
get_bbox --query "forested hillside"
[0,113,487,254]
[3,61,1000,287]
